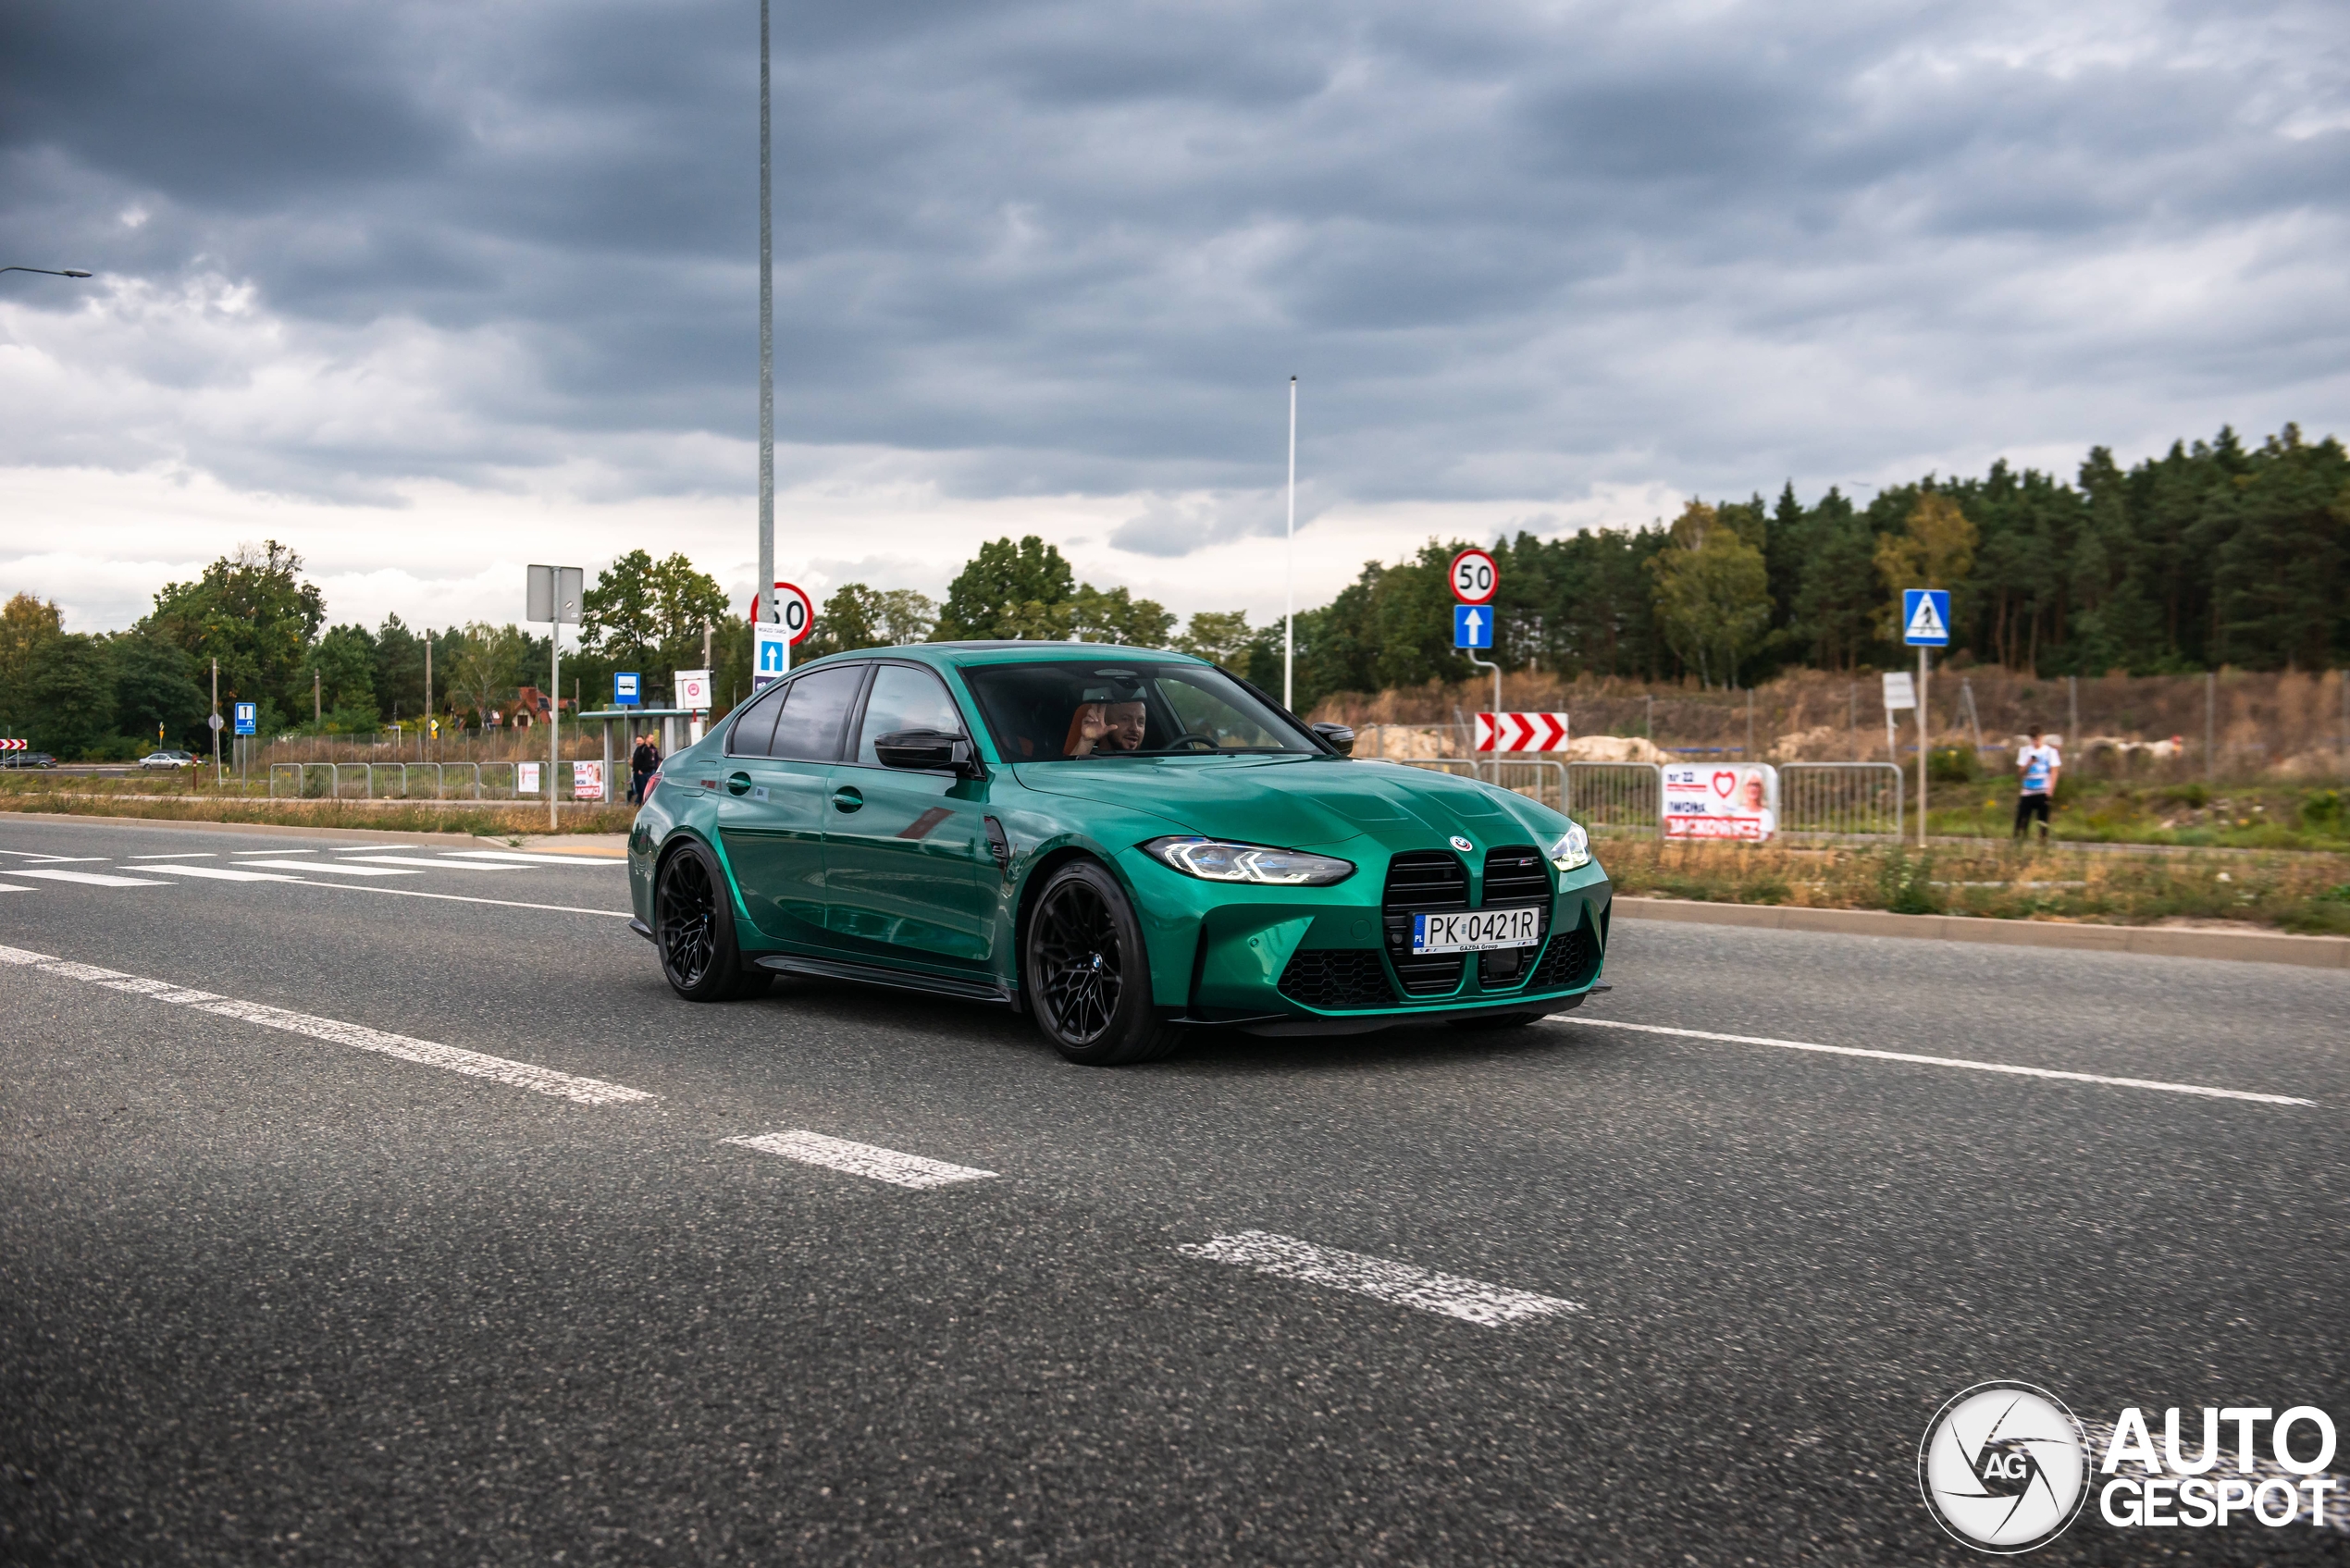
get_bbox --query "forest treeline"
[4,423,2342,757]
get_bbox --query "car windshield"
[960,661,1316,761]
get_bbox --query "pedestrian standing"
[2013,723,2061,842]
[630,733,658,805]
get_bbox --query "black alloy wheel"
[656,839,769,1002]
[1023,861,1180,1065]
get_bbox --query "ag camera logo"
[1919,1382,2089,1553]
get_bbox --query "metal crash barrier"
[1779,761,1904,837]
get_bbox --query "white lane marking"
[446,850,623,867]
[231,858,418,877]
[233,848,315,856]
[142,864,312,883]
[6,869,169,887]
[337,855,519,870]
[0,943,655,1105]
[0,852,109,862]
[724,1130,998,1189]
[1562,1018,2316,1107]
[277,882,631,918]
[127,852,218,859]
[0,883,29,893]
[1177,1230,1582,1327]
[325,845,418,852]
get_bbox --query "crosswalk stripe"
[142,865,311,883]
[230,858,419,877]
[445,851,624,867]
[724,1130,997,1189]
[7,869,168,888]
[336,855,518,870]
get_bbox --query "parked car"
[629,642,1610,1065]
[138,749,196,770]
[0,751,56,769]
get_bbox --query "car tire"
[655,838,762,1003]
[1023,860,1181,1066]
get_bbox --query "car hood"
[1009,756,1568,854]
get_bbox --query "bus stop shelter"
[579,707,702,799]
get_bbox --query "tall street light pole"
[757,0,775,637]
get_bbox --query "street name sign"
[1902,588,1951,647]
[1474,712,1571,752]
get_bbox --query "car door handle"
[831,785,863,813]
[727,772,751,796]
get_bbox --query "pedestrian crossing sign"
[1902,588,1950,647]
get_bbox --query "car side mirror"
[1311,722,1355,756]
[873,728,980,776]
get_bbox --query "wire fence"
[1779,762,1905,837]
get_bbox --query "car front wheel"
[1023,860,1180,1066]
[656,839,769,1002]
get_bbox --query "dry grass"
[1599,836,2350,936]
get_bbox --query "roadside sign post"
[1902,588,1950,848]
[614,672,640,707]
[234,703,255,795]
[528,564,583,830]
[1451,550,1502,770]
[749,580,813,693]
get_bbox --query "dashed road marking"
[337,855,519,870]
[0,942,655,1105]
[1177,1230,1582,1327]
[1562,1018,2315,1106]
[126,852,218,859]
[0,883,28,893]
[445,850,623,867]
[6,869,168,887]
[724,1130,998,1189]
[142,864,311,883]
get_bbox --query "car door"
[716,662,868,946]
[821,661,997,969]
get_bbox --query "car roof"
[791,641,1212,672]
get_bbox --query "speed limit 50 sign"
[1450,548,1497,605]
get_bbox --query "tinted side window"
[854,665,966,765]
[770,664,867,762]
[725,682,791,757]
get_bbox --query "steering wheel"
[1166,732,1220,753]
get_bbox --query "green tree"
[803,584,884,659]
[935,537,1075,639]
[111,631,208,748]
[1790,488,1878,671]
[0,592,65,736]
[1650,502,1771,687]
[1175,610,1253,666]
[1874,491,1978,643]
[582,549,663,672]
[373,615,427,723]
[304,624,379,730]
[447,623,524,728]
[875,589,937,645]
[1070,585,1174,647]
[144,540,325,722]
[27,634,117,758]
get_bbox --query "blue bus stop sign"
[1902,588,1950,648]
[614,672,640,706]
[1453,604,1493,649]
[233,702,256,735]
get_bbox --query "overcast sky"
[3,0,2344,634]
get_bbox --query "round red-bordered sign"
[746,581,814,644]
[1450,548,1497,605]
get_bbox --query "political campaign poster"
[1664,761,1778,842]
[516,761,540,796]
[572,760,604,802]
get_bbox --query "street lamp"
[1,267,93,279]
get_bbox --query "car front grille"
[1526,923,1596,992]
[1478,846,1549,986]
[1382,850,1467,994]
[1278,948,1397,1010]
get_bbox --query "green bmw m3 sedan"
[628,641,1611,1064]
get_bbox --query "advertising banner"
[572,760,604,802]
[1664,761,1777,841]
[516,761,540,796]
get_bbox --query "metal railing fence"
[1779,761,1904,837]
[1565,761,1664,835]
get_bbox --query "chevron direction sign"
[1474,711,1571,752]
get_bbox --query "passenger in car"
[1064,698,1148,756]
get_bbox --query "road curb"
[1613,895,2350,969]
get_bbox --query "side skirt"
[752,952,1013,1006]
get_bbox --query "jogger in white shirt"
[2014,725,2060,841]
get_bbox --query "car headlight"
[1548,822,1591,871]
[1144,836,1355,887]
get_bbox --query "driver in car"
[1065,698,1148,756]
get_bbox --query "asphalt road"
[3,813,2344,1566]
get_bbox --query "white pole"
[757,0,775,639]
[1284,375,1296,710]
[550,619,561,831]
[1916,645,1928,849]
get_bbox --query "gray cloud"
[2,0,2345,533]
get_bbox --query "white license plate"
[1410,907,1541,955]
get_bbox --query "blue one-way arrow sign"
[1454,604,1492,649]
[1902,587,1950,648]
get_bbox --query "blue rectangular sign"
[613,671,640,706]
[232,702,256,735]
[1902,587,1950,647]
[1453,604,1493,649]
